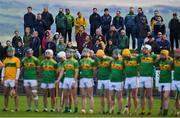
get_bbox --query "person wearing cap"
[95,49,112,114]
[40,49,58,112]
[112,10,124,32]
[89,8,101,37]
[21,48,40,112]
[122,48,139,115]
[65,8,74,42]
[169,13,179,51]
[56,48,79,113]
[79,48,96,114]
[138,44,158,115]
[150,10,164,32]
[55,8,67,41]
[1,47,21,112]
[155,50,173,116]
[56,51,66,111]
[101,8,112,36]
[109,49,124,114]
[171,48,180,116]
[74,12,87,34]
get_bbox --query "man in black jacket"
[24,6,36,33]
[112,11,124,32]
[89,8,101,37]
[101,8,112,36]
[169,13,179,51]
[41,6,54,30]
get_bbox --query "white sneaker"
[81,109,86,114]
[89,109,94,114]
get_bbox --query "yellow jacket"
[74,16,87,33]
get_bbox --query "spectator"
[125,7,136,49]
[150,10,163,33]
[56,36,66,53]
[23,27,32,49]
[89,8,101,37]
[118,29,129,50]
[92,28,105,45]
[24,6,35,33]
[41,6,54,30]
[169,13,179,51]
[55,8,67,40]
[75,25,88,53]
[65,8,74,42]
[157,34,170,53]
[135,7,148,38]
[30,31,40,57]
[3,40,12,58]
[15,41,24,60]
[42,30,52,52]
[112,10,124,32]
[53,32,60,44]
[155,32,163,42]
[45,37,56,55]
[144,32,152,44]
[82,35,93,50]
[105,39,117,56]
[12,30,22,48]
[137,17,150,53]
[0,42,4,60]
[101,8,112,36]
[154,16,166,37]
[106,25,120,47]
[66,41,75,50]
[92,39,103,53]
[74,12,87,34]
[145,35,159,54]
[34,13,46,43]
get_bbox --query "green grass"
[0,95,177,117]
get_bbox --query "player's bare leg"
[80,88,86,113]
[146,88,153,115]
[43,89,48,112]
[87,87,94,113]
[3,87,9,111]
[50,88,55,112]
[25,86,32,111]
[117,91,123,114]
[132,88,138,115]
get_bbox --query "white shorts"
[24,80,38,87]
[79,78,94,88]
[41,83,55,89]
[171,80,180,91]
[4,80,15,88]
[158,83,171,92]
[109,82,124,91]
[59,82,63,89]
[63,77,76,89]
[97,80,110,90]
[139,77,153,88]
[124,77,139,89]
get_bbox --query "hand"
[56,80,59,83]
[1,79,4,85]
[15,80,18,86]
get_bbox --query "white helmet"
[45,49,54,56]
[57,51,66,59]
[142,44,152,51]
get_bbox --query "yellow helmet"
[160,50,169,56]
[96,49,105,58]
[122,49,131,57]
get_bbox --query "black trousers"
[65,29,72,43]
[170,32,179,51]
